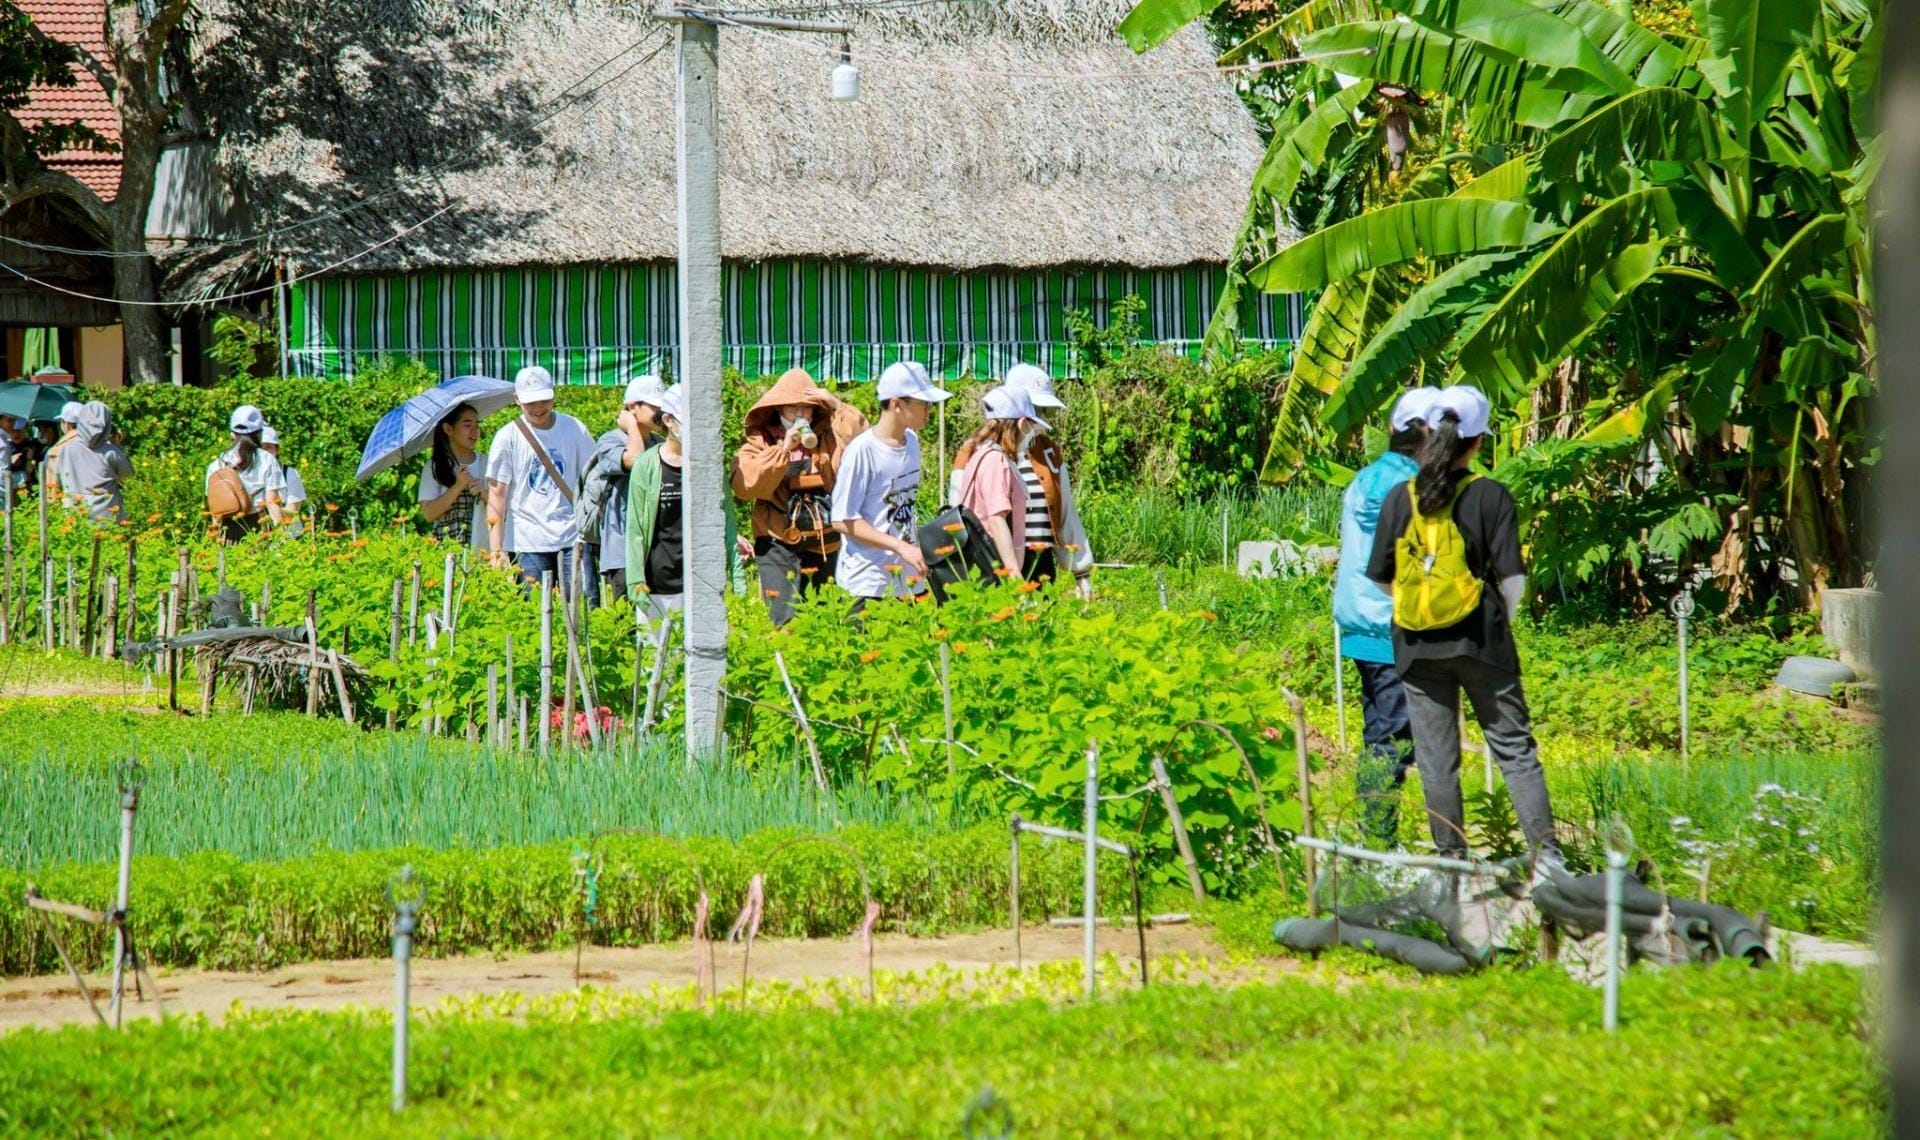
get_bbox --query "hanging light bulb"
[831,34,859,101]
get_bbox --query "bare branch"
[8,3,118,99]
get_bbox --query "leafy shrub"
[723,580,1298,893]
[0,823,1117,975]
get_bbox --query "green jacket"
[625,446,740,602]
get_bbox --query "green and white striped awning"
[287,261,1302,384]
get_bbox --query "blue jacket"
[1334,450,1419,664]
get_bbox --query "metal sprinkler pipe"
[1672,591,1694,768]
[388,866,425,1111]
[108,759,141,1028]
[1083,742,1099,999]
[1603,848,1626,1032]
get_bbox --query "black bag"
[917,505,1002,603]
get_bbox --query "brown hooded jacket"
[731,368,869,549]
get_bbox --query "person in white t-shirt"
[259,425,307,536]
[205,404,289,544]
[830,361,952,608]
[485,366,595,595]
[417,401,489,550]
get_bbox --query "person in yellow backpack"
[1364,385,1562,874]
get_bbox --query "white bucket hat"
[1004,363,1063,409]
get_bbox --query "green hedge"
[0,966,1878,1135]
[0,823,1117,975]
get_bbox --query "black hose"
[1273,916,1476,976]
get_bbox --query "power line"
[0,33,672,305]
[1,30,672,261]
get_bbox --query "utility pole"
[663,6,854,766]
[670,9,727,762]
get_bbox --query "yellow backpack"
[1393,474,1482,631]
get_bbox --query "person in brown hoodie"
[731,367,869,625]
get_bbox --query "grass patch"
[0,965,1879,1136]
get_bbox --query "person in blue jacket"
[1333,386,1439,846]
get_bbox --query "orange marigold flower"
[932,628,950,641]
[765,588,782,597]
[1197,610,1217,621]
[1023,611,1038,622]
[883,563,904,574]
[942,522,965,534]
[859,650,881,664]
[989,606,1016,622]
[952,642,968,655]
[1017,581,1040,593]
[993,566,1012,578]
[933,544,956,557]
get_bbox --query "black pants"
[1401,656,1561,861]
[1353,658,1416,846]
[755,537,836,627]
[217,513,261,545]
[1022,546,1056,582]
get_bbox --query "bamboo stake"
[1285,690,1318,916]
[102,573,117,660]
[1151,754,1206,903]
[440,552,454,631]
[0,481,13,646]
[166,580,180,711]
[82,535,100,657]
[305,591,320,718]
[329,650,356,725]
[37,462,49,651]
[486,664,499,749]
[122,538,135,647]
[386,579,402,732]
[774,649,827,790]
[641,614,671,734]
[562,560,578,752]
[63,554,75,649]
[939,640,956,780]
[407,561,420,645]
[539,572,553,758]
[504,632,515,749]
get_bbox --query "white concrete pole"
[676,15,727,762]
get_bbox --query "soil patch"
[0,923,1251,1031]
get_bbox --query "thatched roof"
[182,0,1266,286]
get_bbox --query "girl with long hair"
[418,402,488,548]
[1364,385,1562,874]
[205,405,288,544]
[955,386,1050,577]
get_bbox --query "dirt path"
[0,922,1257,1031]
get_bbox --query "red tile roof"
[16,0,120,202]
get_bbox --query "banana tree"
[1123,0,1879,600]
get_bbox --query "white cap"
[514,365,556,404]
[876,361,952,404]
[1388,387,1442,432]
[1004,363,1063,409]
[1435,385,1492,437]
[260,425,282,447]
[623,374,666,408]
[981,385,1052,433]
[58,401,83,424]
[659,383,687,425]
[229,404,265,434]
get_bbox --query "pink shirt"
[960,445,1025,554]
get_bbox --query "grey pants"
[1400,656,1561,860]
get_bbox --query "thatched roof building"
[178,0,1299,381]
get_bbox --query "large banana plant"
[1122,0,1879,596]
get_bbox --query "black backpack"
[917,505,1003,603]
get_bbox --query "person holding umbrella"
[418,402,488,549]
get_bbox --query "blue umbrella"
[356,375,519,480]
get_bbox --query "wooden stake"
[82,535,101,657]
[122,538,136,647]
[37,461,49,651]
[0,482,13,646]
[305,590,320,717]
[102,573,117,660]
[504,632,515,749]
[774,649,827,789]
[166,581,180,712]
[407,561,421,645]
[329,650,356,725]
[487,664,499,750]
[1150,754,1206,903]
[386,578,402,732]
[538,572,553,758]
[1286,691,1318,916]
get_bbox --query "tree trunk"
[109,104,168,384]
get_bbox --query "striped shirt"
[1017,456,1053,552]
